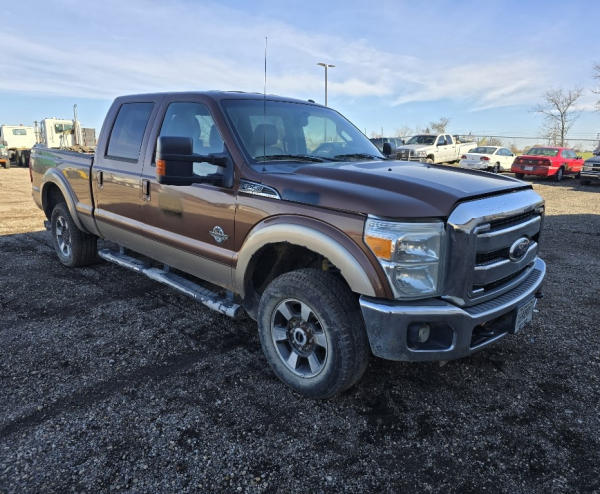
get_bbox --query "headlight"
[415,150,427,157]
[364,218,445,299]
[583,164,592,171]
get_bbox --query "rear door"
[92,97,162,246]
[497,148,514,170]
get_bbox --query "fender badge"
[209,226,228,244]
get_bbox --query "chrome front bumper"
[359,257,545,361]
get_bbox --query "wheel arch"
[41,170,86,232]
[235,216,390,317]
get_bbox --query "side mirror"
[576,155,582,160]
[382,142,392,157]
[156,136,228,186]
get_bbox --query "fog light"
[408,323,431,345]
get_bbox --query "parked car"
[31,91,546,399]
[396,134,477,164]
[369,137,404,158]
[458,146,515,173]
[580,155,600,185]
[511,147,583,182]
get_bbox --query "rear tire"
[554,167,564,182]
[50,202,98,267]
[515,173,525,179]
[493,163,500,173]
[257,268,370,399]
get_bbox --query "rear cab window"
[106,102,154,161]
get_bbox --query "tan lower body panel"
[97,220,234,292]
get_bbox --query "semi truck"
[0,124,36,168]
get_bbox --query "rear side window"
[12,128,27,136]
[107,102,154,161]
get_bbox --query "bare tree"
[429,117,450,134]
[394,126,412,139]
[534,88,582,147]
[593,63,600,110]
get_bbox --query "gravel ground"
[1,168,599,493]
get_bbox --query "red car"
[511,146,584,181]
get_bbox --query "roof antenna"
[262,35,267,170]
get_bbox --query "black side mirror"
[156,136,228,186]
[382,142,392,157]
[576,156,582,160]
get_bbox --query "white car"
[458,146,515,173]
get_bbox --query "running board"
[98,248,243,319]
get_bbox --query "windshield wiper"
[254,154,328,163]
[333,153,384,161]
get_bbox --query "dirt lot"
[1,168,599,493]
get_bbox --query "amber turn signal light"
[365,235,393,260]
[156,159,166,176]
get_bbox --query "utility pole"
[316,62,335,106]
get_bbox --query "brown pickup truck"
[30,91,546,398]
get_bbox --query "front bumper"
[581,171,600,181]
[360,257,545,361]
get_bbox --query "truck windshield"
[406,135,436,145]
[222,99,383,166]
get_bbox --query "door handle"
[97,170,104,188]
[142,179,151,200]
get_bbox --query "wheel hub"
[270,299,328,377]
[287,320,316,355]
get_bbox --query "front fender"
[234,215,390,298]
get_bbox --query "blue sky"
[1,0,599,148]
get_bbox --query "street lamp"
[317,62,335,106]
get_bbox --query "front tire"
[580,179,590,185]
[50,203,98,267]
[257,268,370,399]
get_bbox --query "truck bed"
[30,146,96,232]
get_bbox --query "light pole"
[317,62,335,106]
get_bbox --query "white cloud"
[0,0,586,116]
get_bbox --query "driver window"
[158,102,224,178]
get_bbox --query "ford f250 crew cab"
[31,91,546,398]
[396,134,477,164]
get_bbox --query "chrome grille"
[398,149,413,161]
[444,189,544,307]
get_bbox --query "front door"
[140,98,236,289]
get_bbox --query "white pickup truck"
[396,134,477,164]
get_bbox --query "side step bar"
[98,248,243,319]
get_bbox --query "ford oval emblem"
[509,237,530,262]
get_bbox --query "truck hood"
[263,160,529,218]
[397,144,432,151]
